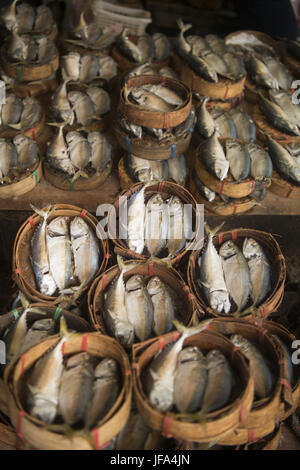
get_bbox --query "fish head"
[70,216,89,238]
[116,321,134,347]
[125,274,144,292]
[219,240,238,258]
[147,276,163,295]
[65,351,90,369]
[36,273,57,297]
[230,334,247,350]
[206,349,227,367]
[242,237,260,259]
[178,346,204,363]
[30,397,57,424]
[94,357,119,378]
[65,130,84,147]
[47,216,69,236]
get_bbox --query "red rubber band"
[92,428,100,450]
[163,113,168,128]
[219,181,225,194]
[191,256,196,269]
[239,405,246,426]
[28,217,35,228]
[162,415,173,438]
[286,186,294,198]
[81,333,88,352]
[224,85,230,99]
[172,331,180,341]
[280,378,292,392]
[148,263,154,277]
[232,231,238,241]
[101,274,107,291]
[158,182,164,193]
[233,204,238,215]
[17,410,26,442]
[125,369,131,376]
[80,210,87,219]
[248,430,255,443]
[218,234,223,245]
[132,363,140,376]
[158,338,164,351]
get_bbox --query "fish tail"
[71,170,89,182]
[19,291,30,309]
[73,11,86,32]
[0,176,11,184]
[7,123,21,130]
[204,222,225,237]
[176,18,192,33]
[30,203,56,221]
[59,315,74,339]
[117,255,137,274]
[173,319,211,338]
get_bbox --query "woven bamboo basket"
[195,139,267,199]
[187,228,286,321]
[112,44,170,74]
[132,329,254,443]
[0,111,45,140]
[12,76,58,99]
[0,158,42,199]
[261,321,300,421]
[43,161,112,191]
[207,319,283,445]
[225,30,282,58]
[189,176,257,216]
[4,332,132,450]
[120,75,192,129]
[87,261,196,344]
[171,53,246,101]
[1,45,59,83]
[0,305,91,416]
[269,170,300,199]
[59,33,111,57]
[193,93,245,112]
[253,104,300,146]
[12,204,109,304]
[109,181,199,266]
[114,123,192,161]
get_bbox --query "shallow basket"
[12,204,109,304]
[12,76,58,99]
[43,161,112,192]
[208,319,284,445]
[253,104,300,146]
[188,175,257,216]
[4,332,132,450]
[0,112,45,140]
[109,181,199,267]
[0,158,42,199]
[269,170,300,199]
[171,53,246,101]
[120,75,192,129]
[187,228,286,321]
[195,139,268,199]
[87,261,197,345]
[114,123,192,161]
[132,329,254,443]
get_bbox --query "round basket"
[132,329,254,443]
[12,204,109,304]
[12,76,59,99]
[87,261,196,344]
[1,45,59,83]
[208,318,283,445]
[4,332,132,450]
[43,161,112,192]
[0,112,45,140]
[188,175,257,216]
[195,139,265,199]
[0,158,42,199]
[171,53,246,101]
[187,228,286,321]
[112,45,170,74]
[114,123,192,161]
[109,181,199,266]
[253,104,300,146]
[269,170,300,199]
[119,75,192,129]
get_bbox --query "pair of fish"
[125,62,179,82]
[8,32,56,64]
[245,54,292,92]
[176,19,246,83]
[61,53,117,83]
[125,82,183,112]
[259,90,300,137]
[126,187,188,259]
[0,134,38,183]
[198,226,271,314]
[117,29,171,64]
[126,153,187,187]
[2,0,54,34]
[0,93,41,131]
[47,127,111,181]
[196,101,256,142]
[51,81,110,126]
[31,209,99,297]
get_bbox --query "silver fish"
[187,35,209,55]
[205,34,226,55]
[87,131,111,174]
[201,50,231,80]
[65,131,90,180]
[118,110,143,139]
[46,124,75,176]
[2,0,18,32]
[36,36,56,64]
[59,352,94,426]
[125,275,154,342]
[20,318,55,354]
[193,173,216,202]
[98,55,117,81]
[246,54,279,90]
[174,347,207,413]
[174,106,196,138]
[225,139,251,181]
[223,51,246,80]
[85,358,121,429]
[267,135,300,184]
[127,154,167,183]
[145,193,168,257]
[8,30,29,62]
[18,96,41,130]
[79,55,99,82]
[73,12,102,45]
[4,309,29,363]
[129,87,175,112]
[196,98,216,138]
[127,185,147,255]
[70,216,100,287]
[2,94,23,127]
[158,66,179,80]
[230,334,274,399]
[259,94,300,136]
[230,109,256,142]
[201,349,232,414]
[198,226,231,314]
[13,134,38,169]
[86,87,110,116]
[185,52,218,83]
[261,56,292,91]
[138,34,155,62]
[176,18,192,54]
[61,52,81,81]
[147,276,175,336]
[125,62,155,81]
[272,335,293,386]
[16,3,34,34]
[141,83,183,107]
[51,81,74,124]
[46,216,72,292]
[247,143,273,180]
[219,240,251,312]
[166,196,186,257]
[68,91,95,127]
[116,409,149,450]
[269,89,300,126]
[167,154,187,186]
[242,238,271,306]
[117,28,143,63]
[213,110,237,139]
[153,33,171,61]
[34,5,54,33]
[201,131,229,181]
[0,139,18,179]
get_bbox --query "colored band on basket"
[32,170,38,185]
[231,345,239,362]
[231,231,237,241]
[80,210,87,219]
[61,341,65,355]
[17,410,26,441]
[28,217,35,228]
[248,430,255,443]
[224,85,229,99]
[125,369,131,376]
[53,307,62,322]
[101,274,107,291]
[92,428,100,450]
[280,378,292,392]
[218,234,223,245]
[104,254,111,259]
[12,309,19,320]
[148,263,154,277]
[50,61,54,74]
[190,255,196,270]
[163,113,168,128]
[286,186,294,198]
[162,415,173,438]
[239,405,246,426]
[158,182,164,192]
[17,65,22,82]
[132,363,140,376]
[68,178,74,191]
[170,144,176,159]
[30,128,36,140]
[81,333,88,352]
[219,181,225,194]
[158,337,164,351]
[12,268,22,281]
[173,331,180,341]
